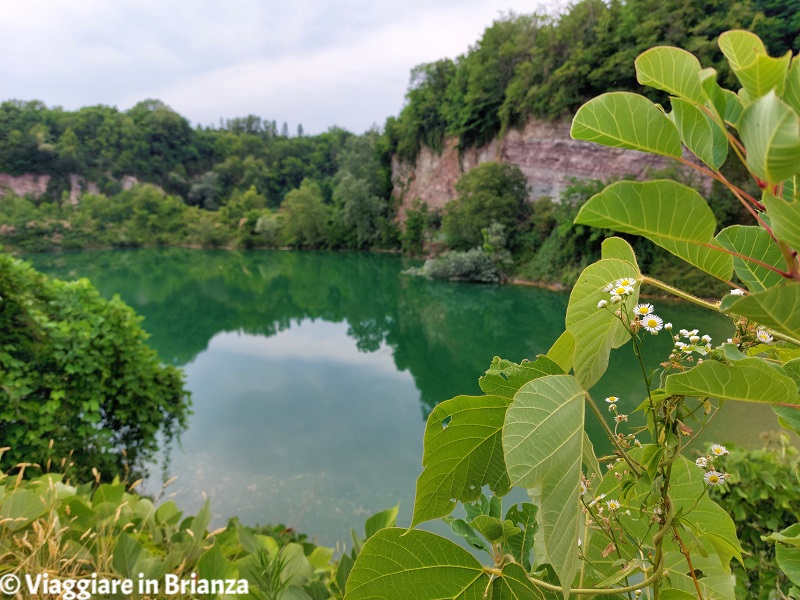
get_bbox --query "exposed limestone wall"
[393,118,699,220]
[0,173,138,205]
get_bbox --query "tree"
[332,171,385,249]
[281,179,329,248]
[442,162,530,250]
[0,252,190,479]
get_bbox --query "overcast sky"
[0,0,551,134]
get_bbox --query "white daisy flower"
[580,480,588,496]
[610,294,623,304]
[674,341,686,350]
[633,303,654,316]
[701,335,712,343]
[597,299,608,309]
[730,289,745,296]
[689,335,700,344]
[704,470,725,486]
[615,277,637,288]
[664,322,673,331]
[679,329,690,337]
[606,499,621,511]
[710,444,728,456]
[695,457,707,468]
[603,283,615,293]
[756,329,773,344]
[642,314,663,333]
[605,396,619,403]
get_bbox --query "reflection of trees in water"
[31,249,569,414]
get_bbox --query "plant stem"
[674,527,705,600]
[641,277,720,311]
[585,393,642,477]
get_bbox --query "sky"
[0,0,551,135]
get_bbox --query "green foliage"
[708,437,800,599]
[391,0,799,160]
[421,247,500,283]
[279,179,330,249]
[345,29,800,600]
[442,162,529,250]
[0,467,338,599]
[0,252,190,480]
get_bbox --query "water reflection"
[30,248,778,546]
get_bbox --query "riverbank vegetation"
[1,0,797,297]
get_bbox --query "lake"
[29,248,782,548]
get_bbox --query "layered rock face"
[0,173,140,205]
[393,118,693,220]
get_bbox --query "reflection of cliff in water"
[31,249,569,413]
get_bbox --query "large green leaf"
[670,97,728,169]
[479,356,563,399]
[365,505,399,539]
[574,180,733,280]
[565,258,639,389]
[583,452,739,596]
[0,489,49,531]
[635,46,705,104]
[720,283,800,341]
[570,92,682,157]
[547,330,575,374]
[504,503,538,571]
[773,405,800,436]
[665,357,798,404]
[716,225,785,291]
[503,375,585,595]
[774,525,800,587]
[785,56,800,114]
[764,190,800,251]
[344,528,489,600]
[601,236,639,267]
[491,563,546,600]
[719,30,791,101]
[411,395,511,526]
[739,91,800,184]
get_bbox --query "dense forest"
[0,0,798,292]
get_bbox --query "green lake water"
[29,249,782,547]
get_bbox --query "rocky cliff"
[392,118,698,219]
[0,173,142,205]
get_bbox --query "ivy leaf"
[344,528,489,600]
[763,190,800,251]
[635,46,706,104]
[575,180,733,280]
[479,356,563,399]
[716,225,786,291]
[719,30,791,101]
[503,375,585,595]
[720,283,800,341]
[665,358,798,404]
[411,395,511,526]
[570,92,682,157]
[448,518,489,551]
[669,97,728,170]
[739,91,800,184]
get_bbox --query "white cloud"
[0,0,550,131]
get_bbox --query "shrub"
[422,247,500,283]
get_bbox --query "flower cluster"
[672,328,713,356]
[695,443,729,487]
[601,277,637,304]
